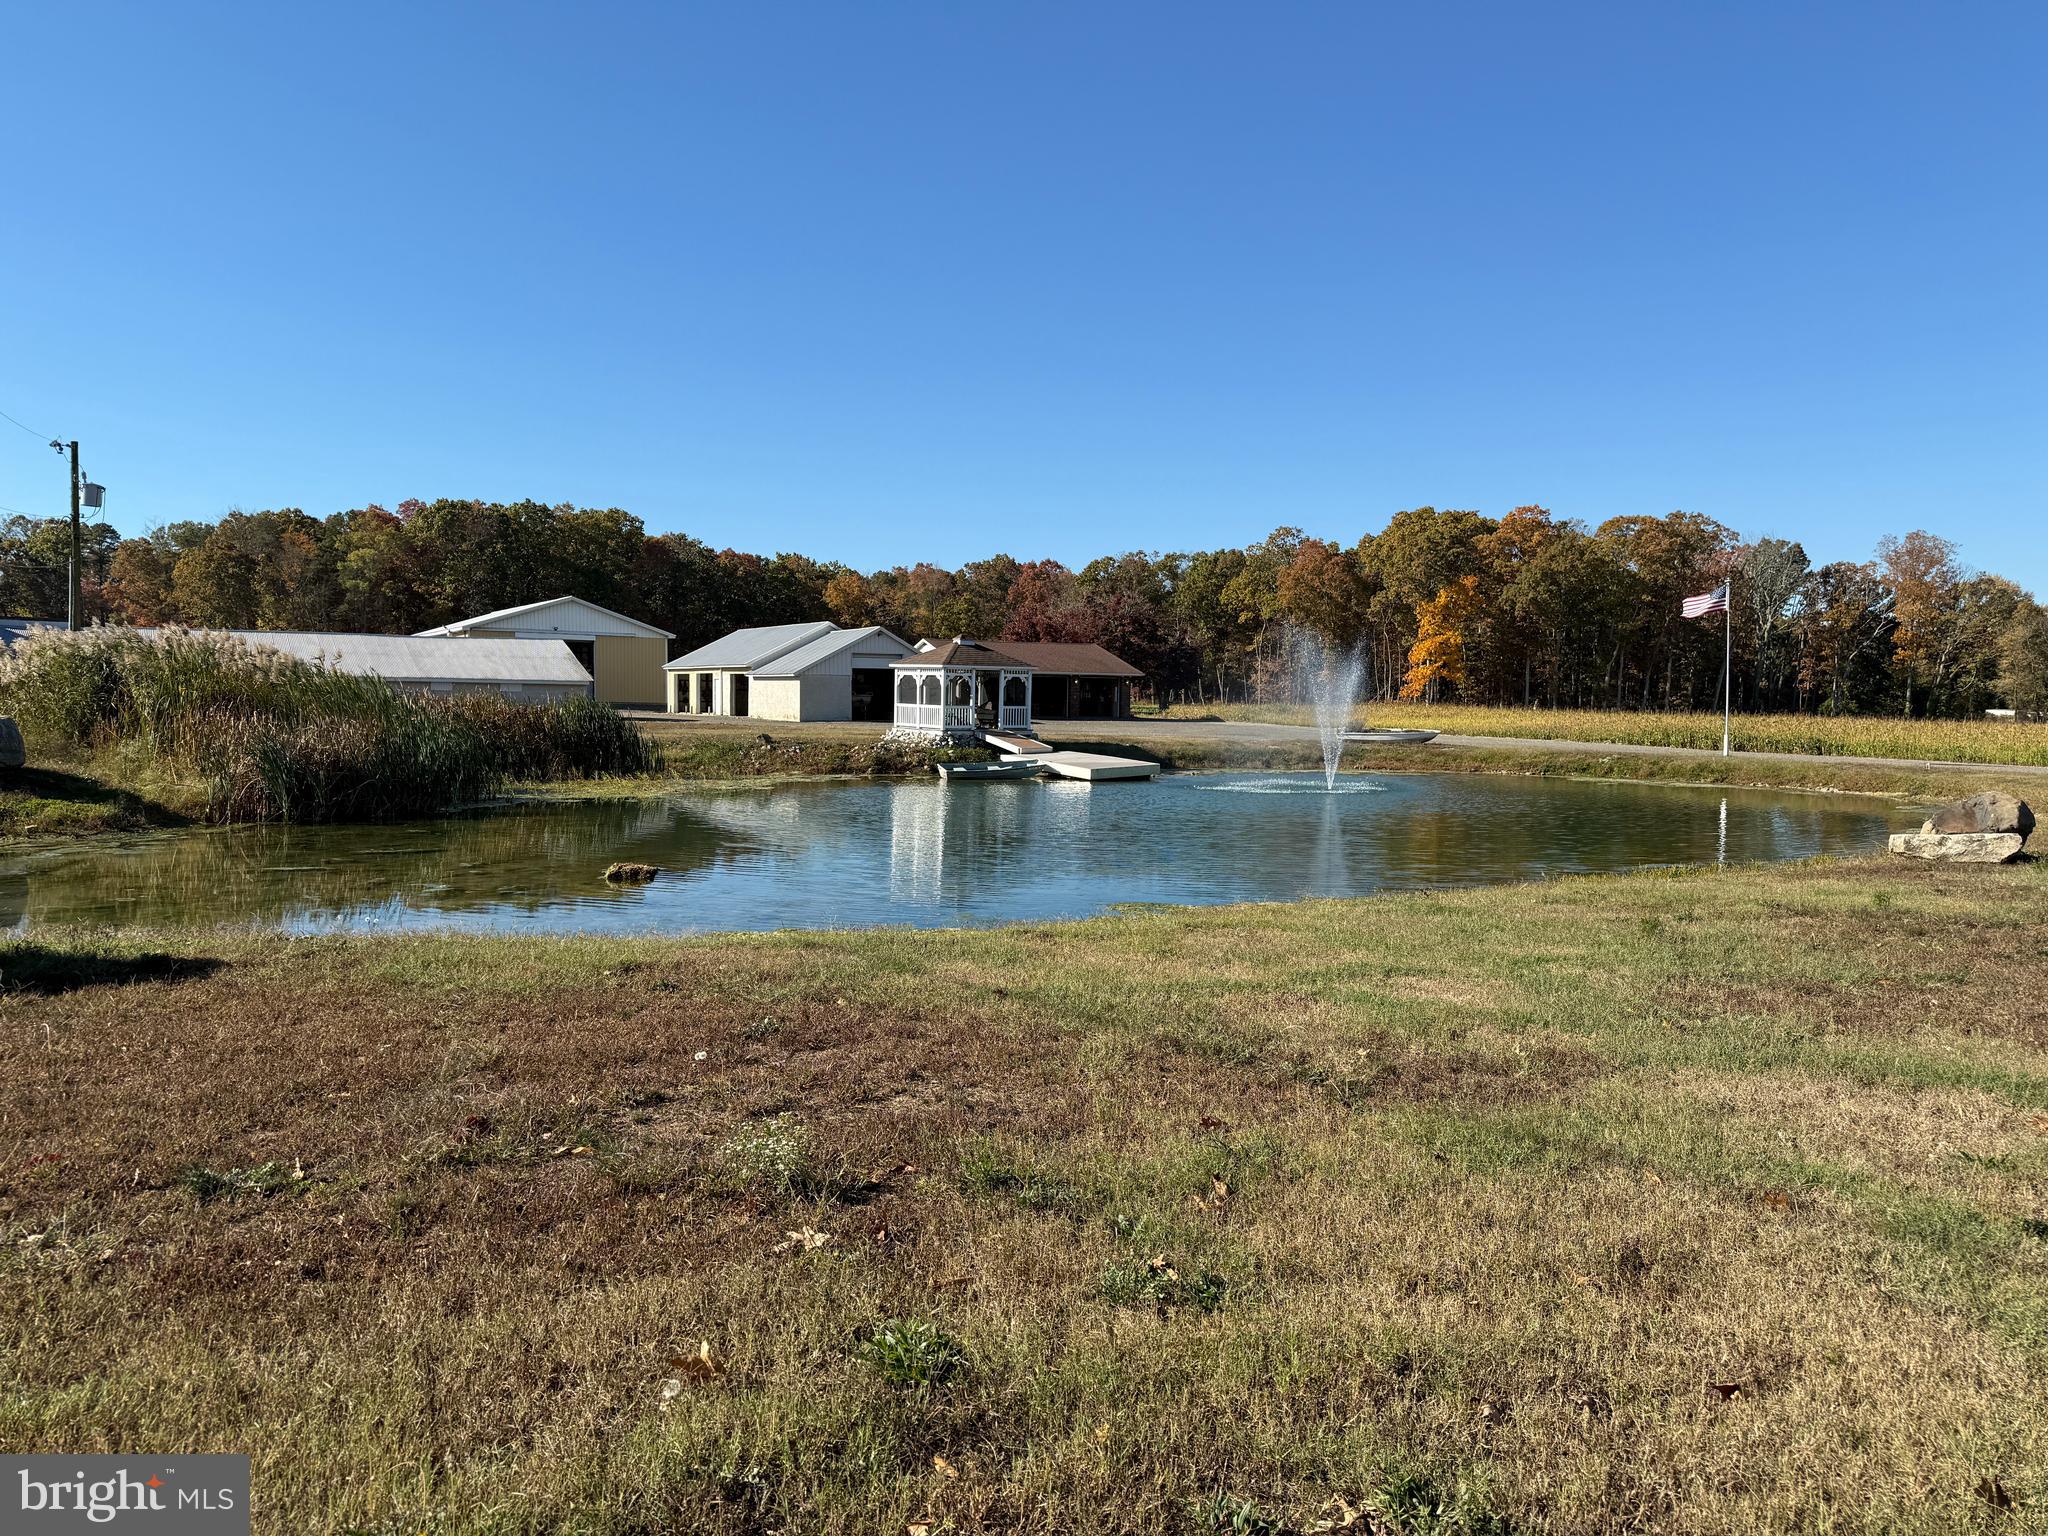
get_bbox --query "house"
[165,629,595,701]
[417,597,673,708]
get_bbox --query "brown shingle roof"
[889,639,1144,677]
[889,640,1033,669]
[987,642,1142,678]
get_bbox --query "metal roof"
[416,595,674,639]
[666,621,838,672]
[752,625,914,678]
[201,630,592,685]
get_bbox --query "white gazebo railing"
[894,671,944,730]
[893,665,1035,734]
[999,672,1031,731]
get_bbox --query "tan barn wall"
[592,636,667,706]
[799,672,852,721]
[747,679,804,721]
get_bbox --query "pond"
[0,772,1910,936]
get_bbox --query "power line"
[0,405,55,442]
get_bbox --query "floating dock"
[976,729,1161,783]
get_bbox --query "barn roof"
[417,595,674,640]
[665,621,838,672]
[204,630,591,685]
[752,625,914,678]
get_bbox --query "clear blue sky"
[3,2,2042,591]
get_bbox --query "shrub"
[0,627,661,824]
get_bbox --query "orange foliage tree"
[1400,575,1481,700]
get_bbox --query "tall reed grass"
[0,628,660,823]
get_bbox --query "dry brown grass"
[3,857,2047,1533]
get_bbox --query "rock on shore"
[0,717,21,770]
[1888,792,2032,863]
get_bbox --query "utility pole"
[65,440,81,630]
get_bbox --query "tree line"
[2,498,2043,717]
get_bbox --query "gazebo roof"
[890,639,1034,670]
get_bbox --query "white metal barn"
[664,623,916,721]
[161,630,595,701]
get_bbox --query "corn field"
[0,627,660,823]
[1151,699,2048,766]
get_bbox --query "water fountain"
[1290,631,1439,789]
[1292,632,1367,791]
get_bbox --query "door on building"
[850,668,892,722]
[731,675,750,716]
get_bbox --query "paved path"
[1039,717,2048,777]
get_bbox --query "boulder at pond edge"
[1887,831,2026,863]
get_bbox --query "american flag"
[1682,584,1729,619]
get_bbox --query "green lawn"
[4,855,2046,1532]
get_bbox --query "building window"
[1003,676,1026,706]
[919,676,940,705]
[949,675,972,706]
[897,674,917,703]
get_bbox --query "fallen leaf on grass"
[1760,1190,1792,1212]
[773,1226,832,1254]
[932,1454,957,1478]
[1706,1381,1744,1401]
[667,1341,725,1383]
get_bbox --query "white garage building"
[664,622,914,721]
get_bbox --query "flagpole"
[1722,577,1732,757]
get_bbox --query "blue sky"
[2,2,2042,591]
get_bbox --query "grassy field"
[4,857,2047,1533]
[1147,701,2048,767]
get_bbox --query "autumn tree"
[1400,576,1482,701]
[1877,531,1965,717]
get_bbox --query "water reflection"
[0,773,1909,936]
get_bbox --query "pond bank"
[4,855,2044,1531]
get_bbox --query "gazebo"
[888,640,1034,741]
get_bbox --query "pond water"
[0,772,1909,936]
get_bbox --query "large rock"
[1887,831,2026,863]
[1922,791,2034,839]
[0,717,21,770]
